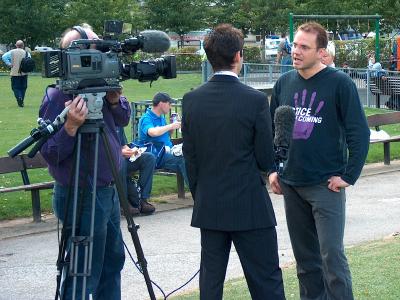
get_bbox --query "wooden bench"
[369,76,400,109]
[130,100,185,199]
[367,111,400,165]
[0,153,54,222]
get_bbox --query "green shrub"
[243,45,262,63]
[169,46,202,71]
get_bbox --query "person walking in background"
[276,32,293,74]
[182,24,285,300]
[269,22,370,300]
[1,40,30,107]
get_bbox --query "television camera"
[42,20,176,94]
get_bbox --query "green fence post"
[289,13,294,42]
[375,14,380,62]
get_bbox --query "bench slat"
[21,153,48,169]
[0,156,24,174]
[367,112,400,127]
[369,135,400,144]
[0,181,54,193]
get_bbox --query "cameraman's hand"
[106,89,122,106]
[64,96,88,137]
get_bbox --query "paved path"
[0,162,400,299]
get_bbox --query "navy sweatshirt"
[270,67,370,186]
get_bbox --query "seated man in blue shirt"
[138,92,189,185]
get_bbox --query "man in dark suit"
[182,24,285,300]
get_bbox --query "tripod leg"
[100,129,156,300]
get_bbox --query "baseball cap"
[152,92,176,105]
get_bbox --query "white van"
[264,36,283,61]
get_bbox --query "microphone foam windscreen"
[274,105,295,148]
[140,30,171,53]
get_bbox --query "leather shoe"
[140,200,155,215]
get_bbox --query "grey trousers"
[281,181,354,300]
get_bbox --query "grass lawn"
[0,74,399,220]
[171,236,400,300]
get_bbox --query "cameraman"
[39,24,130,299]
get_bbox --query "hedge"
[243,45,262,63]
[335,38,393,68]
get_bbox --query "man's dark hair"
[297,22,328,49]
[204,24,244,71]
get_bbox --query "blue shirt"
[1,49,31,66]
[138,108,173,147]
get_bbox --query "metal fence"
[202,61,400,110]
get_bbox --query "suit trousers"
[199,227,285,300]
[281,182,354,300]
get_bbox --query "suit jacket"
[182,75,277,231]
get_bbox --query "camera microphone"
[273,105,295,175]
[140,30,171,53]
[121,30,171,54]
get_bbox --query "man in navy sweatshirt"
[269,22,370,300]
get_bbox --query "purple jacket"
[39,88,131,187]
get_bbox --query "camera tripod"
[7,103,156,300]
[53,118,156,300]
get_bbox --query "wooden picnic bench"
[367,111,400,165]
[130,100,185,199]
[0,153,54,222]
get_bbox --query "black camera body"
[42,22,176,94]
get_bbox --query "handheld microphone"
[273,105,295,175]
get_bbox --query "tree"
[144,0,209,41]
[293,0,400,34]
[205,0,255,34]
[0,0,68,47]
[205,0,296,41]
[63,0,146,34]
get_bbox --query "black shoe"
[140,200,155,215]
[17,99,23,107]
